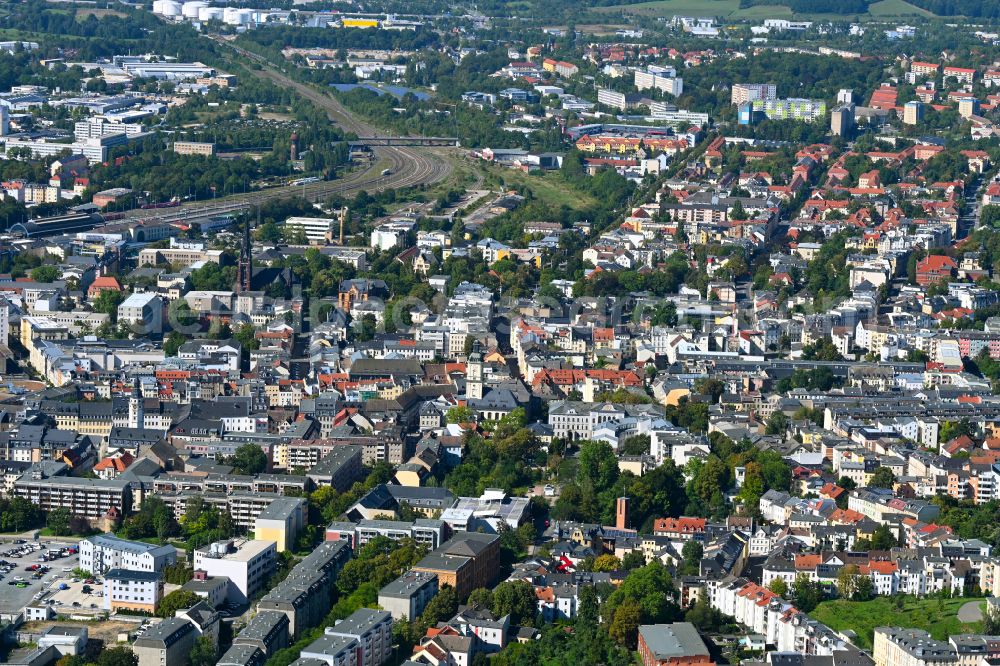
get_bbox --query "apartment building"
[79,533,177,575]
[731,83,777,105]
[232,610,290,657]
[637,622,712,666]
[324,608,393,666]
[283,216,337,245]
[256,541,352,638]
[325,518,447,550]
[412,532,500,599]
[910,61,940,77]
[133,617,197,666]
[117,292,163,335]
[751,98,827,122]
[299,635,360,666]
[634,69,684,96]
[138,245,224,268]
[306,445,364,490]
[157,491,300,530]
[847,490,940,523]
[193,539,277,604]
[103,569,164,613]
[173,141,216,156]
[378,570,438,621]
[218,644,267,666]
[873,628,958,666]
[943,67,975,84]
[253,497,308,553]
[13,470,131,523]
[597,88,640,110]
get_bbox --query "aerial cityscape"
[4,1,1000,666]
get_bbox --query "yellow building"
[341,17,379,28]
[393,463,428,487]
[253,498,306,553]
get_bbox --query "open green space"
[484,165,598,211]
[867,0,935,15]
[811,596,985,649]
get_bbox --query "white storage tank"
[198,6,224,21]
[223,7,253,24]
[181,1,207,18]
[160,0,183,16]
[152,0,164,14]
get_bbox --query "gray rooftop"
[326,608,391,638]
[637,622,710,660]
[379,570,437,599]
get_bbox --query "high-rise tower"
[237,216,252,292]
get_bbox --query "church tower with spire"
[128,376,144,430]
[237,216,252,292]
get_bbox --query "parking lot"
[0,540,82,615]
[46,577,105,615]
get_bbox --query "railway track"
[121,37,452,223]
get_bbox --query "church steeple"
[128,376,144,430]
[237,215,252,292]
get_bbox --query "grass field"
[867,0,934,16]
[811,596,984,649]
[593,0,938,19]
[485,166,598,211]
[75,7,128,18]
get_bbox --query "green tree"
[602,562,680,630]
[577,585,600,628]
[592,554,622,572]
[420,584,458,625]
[1,496,43,532]
[46,508,71,536]
[694,378,725,402]
[685,594,725,631]
[163,331,186,357]
[792,573,822,612]
[578,440,620,491]
[156,589,201,618]
[608,598,642,648]
[161,561,193,585]
[233,323,260,351]
[800,338,844,361]
[92,289,124,319]
[446,405,473,424]
[96,647,138,666]
[467,587,494,609]
[730,199,748,221]
[30,265,59,283]
[679,540,703,576]
[765,411,789,435]
[189,636,216,666]
[837,477,857,491]
[227,443,268,475]
[768,578,788,596]
[619,435,650,456]
[491,580,537,625]
[869,467,896,489]
[853,575,873,601]
[837,563,859,598]
[870,524,897,550]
